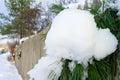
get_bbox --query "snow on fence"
[15,26,50,80]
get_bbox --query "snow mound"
[45,9,118,63]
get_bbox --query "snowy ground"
[0,52,22,80]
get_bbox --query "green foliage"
[4,0,40,38]
[58,60,84,80]
[0,24,16,35]
[50,4,65,14]
[0,13,11,22]
[58,59,71,80]
[59,59,111,80]
[90,9,99,15]
[95,8,120,38]
[5,0,32,17]
[70,63,84,80]
[87,59,111,80]
[95,60,111,80]
[95,8,120,79]
[87,62,101,80]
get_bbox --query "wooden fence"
[15,27,50,80]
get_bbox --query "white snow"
[77,0,86,7]
[19,36,36,44]
[94,28,118,60]
[0,39,8,44]
[0,52,22,80]
[0,35,9,44]
[28,9,118,80]
[19,37,29,44]
[28,56,63,80]
[68,61,75,72]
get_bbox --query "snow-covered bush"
[28,9,118,80]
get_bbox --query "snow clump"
[45,9,118,64]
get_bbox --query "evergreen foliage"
[50,4,65,14]
[58,59,71,80]
[0,0,40,37]
[0,13,11,22]
[87,62,101,80]
[70,63,84,80]
[87,59,111,80]
[95,8,120,79]
[0,24,16,35]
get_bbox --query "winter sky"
[0,0,8,15]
